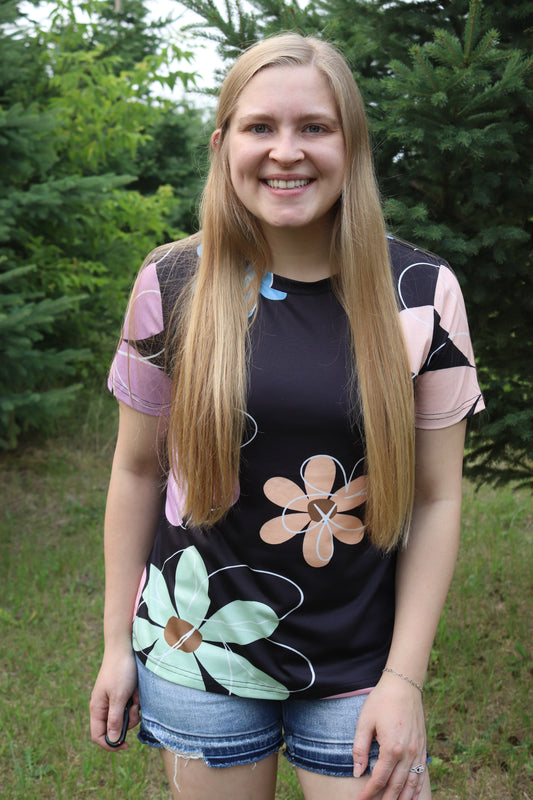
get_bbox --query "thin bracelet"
[382,667,424,694]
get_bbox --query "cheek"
[228,154,248,192]
[331,157,346,194]
[228,141,261,178]
[228,166,248,203]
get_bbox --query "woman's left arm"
[353,419,467,800]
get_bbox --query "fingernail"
[353,763,363,778]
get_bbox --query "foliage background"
[0,0,209,447]
[1,0,532,478]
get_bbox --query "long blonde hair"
[164,34,414,550]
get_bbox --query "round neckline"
[271,273,333,295]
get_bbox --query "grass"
[1,391,532,799]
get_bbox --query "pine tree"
[369,1,533,486]
[44,0,209,235]
[0,0,198,448]
[0,264,89,448]
[132,104,209,234]
[0,0,90,447]
[173,0,533,487]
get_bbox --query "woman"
[90,33,484,800]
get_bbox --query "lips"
[263,178,312,189]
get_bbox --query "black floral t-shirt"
[109,236,484,699]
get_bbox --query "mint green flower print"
[133,546,290,698]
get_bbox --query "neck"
[261,220,334,282]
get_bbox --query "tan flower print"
[260,455,367,568]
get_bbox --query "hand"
[90,647,140,751]
[352,673,427,800]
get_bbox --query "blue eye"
[305,124,324,134]
[250,124,269,134]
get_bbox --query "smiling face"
[222,64,346,244]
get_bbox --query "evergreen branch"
[463,0,481,62]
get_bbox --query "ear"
[211,129,222,151]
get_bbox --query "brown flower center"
[307,497,337,522]
[164,617,203,652]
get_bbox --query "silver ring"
[409,764,425,774]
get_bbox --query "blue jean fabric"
[136,656,379,777]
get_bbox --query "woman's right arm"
[90,401,168,750]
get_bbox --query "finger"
[413,778,426,800]
[413,769,427,800]
[395,768,423,800]
[357,740,424,800]
[396,759,427,800]
[352,715,376,778]
[398,755,427,800]
[364,758,419,800]
[89,691,110,745]
[355,755,396,800]
[105,698,132,748]
[392,769,420,800]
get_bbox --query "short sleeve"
[399,262,485,429]
[108,261,172,415]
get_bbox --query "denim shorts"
[136,656,379,777]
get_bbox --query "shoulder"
[387,235,457,311]
[141,232,201,286]
[137,233,201,318]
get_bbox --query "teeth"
[265,179,311,189]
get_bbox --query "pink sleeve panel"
[400,265,485,430]
[108,261,172,416]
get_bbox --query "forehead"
[232,64,339,120]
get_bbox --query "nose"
[269,131,304,165]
